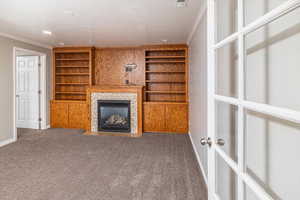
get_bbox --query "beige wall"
[189,9,208,181]
[0,35,51,143]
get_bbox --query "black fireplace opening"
[97,100,131,133]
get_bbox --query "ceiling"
[0,0,202,48]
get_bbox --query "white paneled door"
[16,56,40,129]
[205,0,300,200]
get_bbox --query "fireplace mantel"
[85,85,143,137]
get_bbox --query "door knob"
[200,137,212,147]
[216,139,225,146]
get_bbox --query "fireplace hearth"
[97,100,131,133]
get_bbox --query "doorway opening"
[13,47,47,140]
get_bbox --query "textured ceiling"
[0,0,202,47]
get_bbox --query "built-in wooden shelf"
[145,91,186,94]
[146,80,185,83]
[56,58,89,61]
[145,56,185,59]
[56,73,90,76]
[56,66,89,68]
[146,71,185,73]
[146,61,185,64]
[56,83,89,85]
[53,47,95,101]
[144,47,188,103]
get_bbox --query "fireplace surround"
[86,85,143,137]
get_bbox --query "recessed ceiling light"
[42,30,52,35]
[59,42,65,46]
[64,10,75,16]
[161,39,168,43]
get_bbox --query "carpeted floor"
[0,128,207,200]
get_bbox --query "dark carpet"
[0,128,207,200]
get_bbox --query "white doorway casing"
[13,47,47,140]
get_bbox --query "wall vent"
[176,0,187,7]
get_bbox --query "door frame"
[207,0,300,200]
[13,47,47,140]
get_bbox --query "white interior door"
[206,0,300,199]
[16,56,40,129]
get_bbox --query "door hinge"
[38,90,42,94]
[38,63,41,67]
[38,118,42,122]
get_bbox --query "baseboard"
[188,131,208,186]
[0,138,17,148]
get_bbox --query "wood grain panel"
[143,103,165,132]
[94,48,145,86]
[51,101,69,128]
[165,104,188,133]
[68,102,88,129]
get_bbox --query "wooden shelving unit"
[53,47,95,101]
[144,47,188,103]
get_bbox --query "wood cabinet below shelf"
[50,100,88,130]
[143,102,188,134]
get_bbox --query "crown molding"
[187,2,207,45]
[0,32,53,49]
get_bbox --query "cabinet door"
[143,104,165,132]
[165,104,188,133]
[51,101,69,128]
[68,102,88,130]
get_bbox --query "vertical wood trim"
[52,51,56,100]
[185,47,189,102]
[137,88,143,136]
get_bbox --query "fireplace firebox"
[97,100,131,133]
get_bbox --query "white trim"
[187,3,208,44]
[40,55,47,130]
[0,138,17,148]
[188,132,208,186]
[13,47,48,137]
[207,0,216,199]
[0,32,52,49]
[237,0,245,198]
[46,125,51,129]
[214,95,300,123]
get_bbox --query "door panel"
[143,104,165,132]
[245,110,300,200]
[245,8,300,111]
[216,153,238,200]
[69,102,88,129]
[51,102,68,128]
[216,40,238,98]
[216,0,237,42]
[215,102,238,161]
[16,56,39,129]
[165,104,188,133]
